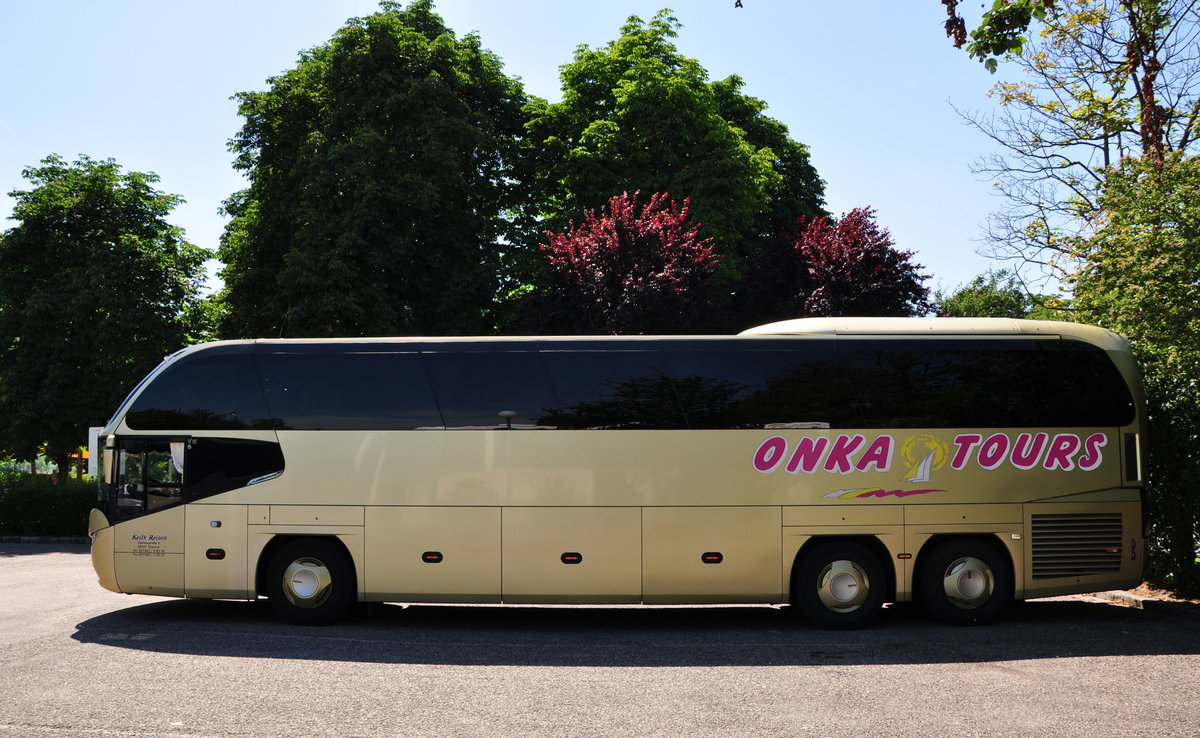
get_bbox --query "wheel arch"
[254,534,358,599]
[789,535,897,605]
[912,533,1016,605]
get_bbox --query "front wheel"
[266,538,356,625]
[792,541,887,629]
[918,539,1012,625]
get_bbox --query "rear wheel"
[792,541,887,629]
[918,539,1012,625]
[266,538,355,625]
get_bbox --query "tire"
[265,538,356,625]
[792,540,887,629]
[918,538,1012,625]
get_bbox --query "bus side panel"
[364,506,501,603]
[501,507,641,603]
[184,504,250,599]
[112,506,185,597]
[643,506,782,603]
[1021,499,1143,599]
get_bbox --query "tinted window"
[126,350,273,430]
[256,350,441,430]
[424,352,557,429]
[540,350,687,429]
[837,338,1134,428]
[186,438,285,498]
[125,338,1133,433]
[539,342,843,430]
[108,438,186,520]
[664,344,840,429]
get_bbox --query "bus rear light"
[1124,433,1142,483]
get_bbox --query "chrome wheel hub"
[817,559,871,613]
[282,556,333,609]
[942,556,994,609]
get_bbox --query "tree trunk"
[53,454,72,485]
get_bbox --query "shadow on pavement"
[72,594,1200,668]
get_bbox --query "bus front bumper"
[88,509,120,594]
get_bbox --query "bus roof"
[163,318,1129,354]
[738,317,1129,350]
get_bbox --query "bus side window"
[661,344,839,429]
[125,351,273,431]
[424,352,557,430]
[144,442,184,511]
[255,350,441,430]
[116,441,146,514]
[539,349,683,429]
[114,439,185,516]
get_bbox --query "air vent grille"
[1031,513,1123,579]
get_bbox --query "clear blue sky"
[1,0,1008,296]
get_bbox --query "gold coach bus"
[87,317,1146,628]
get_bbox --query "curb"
[1092,589,1156,609]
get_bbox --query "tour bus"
[87,317,1146,628]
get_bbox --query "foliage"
[797,208,932,317]
[934,269,1052,318]
[1072,152,1200,590]
[522,10,824,272]
[956,0,1199,288]
[0,470,96,537]
[943,0,1056,72]
[219,0,529,338]
[0,155,206,472]
[709,75,827,241]
[737,208,931,327]
[186,294,228,344]
[524,191,723,334]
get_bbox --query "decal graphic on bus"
[753,431,1109,479]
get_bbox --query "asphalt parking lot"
[3,542,1198,737]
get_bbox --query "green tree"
[0,154,207,472]
[934,269,1047,317]
[710,75,826,241]
[955,0,1199,286]
[523,10,824,272]
[1073,151,1200,591]
[220,0,528,338]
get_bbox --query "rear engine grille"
[1031,513,1123,579]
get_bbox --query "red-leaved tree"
[798,207,931,316]
[527,192,724,334]
[736,207,931,327]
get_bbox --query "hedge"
[0,471,96,537]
